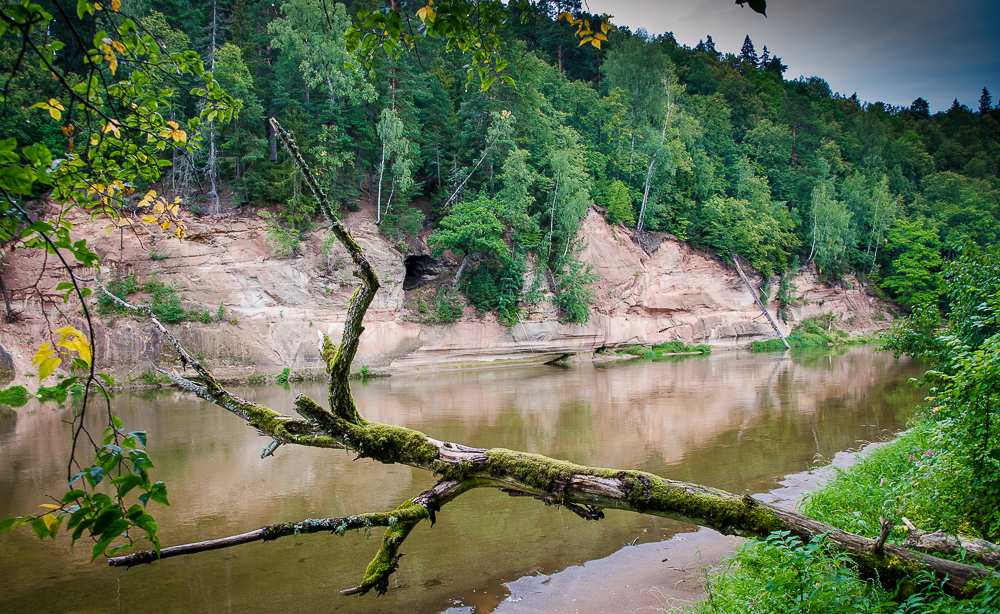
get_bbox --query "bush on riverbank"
[691,531,1000,614]
[750,316,874,352]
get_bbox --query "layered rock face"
[0,207,894,385]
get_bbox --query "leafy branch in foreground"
[87,123,993,599]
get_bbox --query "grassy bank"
[610,341,712,361]
[750,316,877,352]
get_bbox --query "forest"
[2,0,998,323]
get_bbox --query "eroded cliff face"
[0,207,896,385]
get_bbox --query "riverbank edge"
[487,439,892,614]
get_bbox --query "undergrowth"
[692,531,1000,614]
[96,273,221,325]
[750,315,871,352]
[0,385,29,408]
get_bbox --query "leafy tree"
[428,196,507,278]
[881,218,943,309]
[374,107,415,225]
[807,178,853,274]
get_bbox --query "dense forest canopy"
[1,0,998,319]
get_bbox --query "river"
[0,347,925,613]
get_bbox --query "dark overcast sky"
[586,0,999,113]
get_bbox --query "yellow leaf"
[90,134,100,146]
[176,225,185,241]
[153,201,164,214]
[579,37,593,47]
[49,107,62,121]
[55,326,83,344]
[160,220,171,230]
[112,0,121,11]
[42,513,59,535]
[76,342,92,368]
[416,5,435,22]
[173,197,181,204]
[39,356,61,381]
[48,98,65,111]
[169,204,179,216]
[148,190,158,198]
[104,226,115,237]
[40,504,60,509]
[173,130,187,143]
[166,120,179,130]
[32,343,54,366]
[112,41,125,53]
[109,54,117,75]
[141,215,157,224]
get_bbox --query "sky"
[585,0,999,113]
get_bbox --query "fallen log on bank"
[101,119,994,599]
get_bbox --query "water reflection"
[0,347,925,614]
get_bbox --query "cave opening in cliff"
[403,255,440,290]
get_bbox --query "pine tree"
[980,87,993,115]
[910,97,930,118]
[705,35,717,54]
[740,35,758,66]
[760,45,770,67]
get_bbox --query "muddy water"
[0,347,925,614]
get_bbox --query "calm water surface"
[0,347,925,613]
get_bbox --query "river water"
[0,347,925,614]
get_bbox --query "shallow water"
[0,347,926,613]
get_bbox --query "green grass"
[0,385,29,408]
[652,341,712,354]
[691,531,1000,614]
[750,316,866,352]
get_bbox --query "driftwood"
[904,530,1000,569]
[100,119,994,598]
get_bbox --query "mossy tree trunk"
[102,121,993,599]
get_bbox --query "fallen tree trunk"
[98,120,994,599]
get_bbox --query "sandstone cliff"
[0,207,896,386]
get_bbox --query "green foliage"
[434,285,464,324]
[881,218,943,310]
[0,385,29,408]
[598,180,635,226]
[878,245,1000,538]
[693,532,889,614]
[96,275,140,315]
[142,277,186,324]
[694,530,1000,614]
[1,417,168,561]
[653,341,712,354]
[554,254,597,324]
[429,197,507,262]
[277,367,291,384]
[750,316,853,352]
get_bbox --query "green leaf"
[61,489,86,504]
[87,466,105,486]
[28,516,50,540]
[0,517,20,533]
[128,431,147,447]
[147,481,169,506]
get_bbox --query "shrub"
[0,385,28,408]
[277,368,290,384]
[434,286,463,323]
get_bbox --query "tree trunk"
[206,0,219,214]
[98,120,993,601]
[732,254,789,350]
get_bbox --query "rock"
[0,205,899,384]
